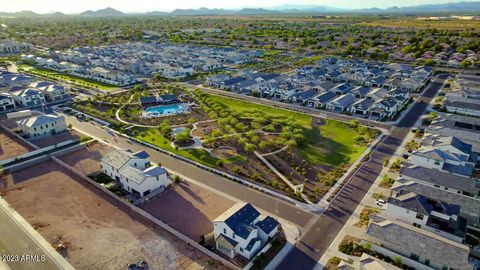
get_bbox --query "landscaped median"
[17,63,119,91]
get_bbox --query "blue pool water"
[145,103,189,115]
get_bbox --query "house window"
[223,228,226,234]
[442,267,448,270]
[232,234,235,239]
[126,179,129,182]
[410,253,419,261]
[425,259,430,266]
[434,160,441,165]
[240,247,243,252]
[416,213,424,220]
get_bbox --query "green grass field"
[133,127,243,167]
[204,94,367,167]
[205,94,312,127]
[18,64,119,91]
[301,119,367,167]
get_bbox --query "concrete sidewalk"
[0,197,74,270]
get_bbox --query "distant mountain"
[80,7,124,17]
[358,1,480,13]
[1,1,480,18]
[268,4,346,12]
[144,11,169,16]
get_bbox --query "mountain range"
[1,1,480,17]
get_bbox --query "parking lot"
[141,181,235,241]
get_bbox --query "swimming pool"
[143,103,190,118]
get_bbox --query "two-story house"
[385,192,467,243]
[101,149,171,197]
[411,136,478,178]
[213,202,279,260]
[17,114,67,138]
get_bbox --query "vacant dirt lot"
[58,142,111,176]
[29,130,82,148]
[141,181,235,241]
[0,161,222,270]
[0,130,34,161]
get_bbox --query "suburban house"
[410,136,478,178]
[349,98,375,116]
[338,253,402,270]
[31,81,70,101]
[213,202,279,260]
[443,95,480,118]
[385,192,467,243]
[392,178,480,229]
[326,93,356,112]
[10,88,46,107]
[17,114,67,138]
[0,93,16,112]
[427,114,480,153]
[365,215,473,270]
[101,149,171,197]
[309,91,336,108]
[399,163,480,197]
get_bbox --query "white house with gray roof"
[0,92,15,112]
[17,114,67,138]
[213,202,278,260]
[385,192,467,243]
[392,179,480,229]
[411,136,478,178]
[101,149,170,197]
[10,88,46,107]
[366,215,473,270]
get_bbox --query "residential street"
[276,74,448,269]
[0,198,73,270]
[64,115,315,230]
[65,74,446,270]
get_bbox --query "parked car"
[376,199,386,206]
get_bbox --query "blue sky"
[0,0,477,13]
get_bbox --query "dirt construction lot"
[29,130,82,148]
[0,130,34,161]
[0,160,223,270]
[141,181,235,241]
[58,142,111,176]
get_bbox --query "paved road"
[64,74,445,270]
[180,83,393,131]
[65,116,314,230]
[276,74,448,269]
[0,200,71,270]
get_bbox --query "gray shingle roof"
[17,114,64,128]
[367,215,470,270]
